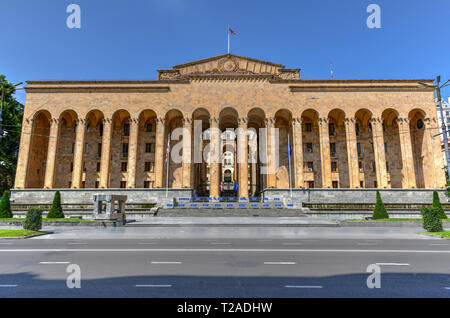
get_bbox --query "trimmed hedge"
[24,208,42,231]
[0,191,12,218]
[373,191,389,219]
[47,191,64,219]
[421,206,443,232]
[432,190,448,219]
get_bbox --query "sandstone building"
[14,54,446,199]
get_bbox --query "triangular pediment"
[158,54,300,80]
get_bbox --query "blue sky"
[2,0,450,103]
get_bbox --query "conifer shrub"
[421,206,443,232]
[47,191,64,219]
[432,190,447,219]
[373,191,389,219]
[24,208,42,231]
[0,191,12,218]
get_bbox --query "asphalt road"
[0,237,449,297]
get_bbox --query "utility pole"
[420,76,450,177]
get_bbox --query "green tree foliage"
[421,206,443,232]
[24,208,42,231]
[432,190,447,219]
[373,191,389,219]
[47,191,64,218]
[0,191,12,218]
[0,75,24,193]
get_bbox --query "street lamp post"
[419,76,450,177]
[0,77,23,136]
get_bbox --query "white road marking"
[210,242,232,245]
[0,243,13,245]
[67,243,87,245]
[0,249,447,254]
[135,284,172,288]
[282,243,303,246]
[357,243,378,246]
[0,285,17,287]
[444,287,450,290]
[151,261,182,264]
[376,263,410,266]
[39,261,70,264]
[137,243,157,245]
[285,285,322,289]
[264,262,296,265]
[429,243,448,246]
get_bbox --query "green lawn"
[427,231,450,238]
[0,230,45,238]
[0,218,95,222]
[347,218,450,222]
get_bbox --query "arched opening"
[328,109,349,188]
[382,108,402,188]
[409,108,427,188]
[247,108,266,196]
[137,109,157,189]
[54,110,79,188]
[274,109,293,189]
[301,109,321,188]
[82,110,104,188]
[165,109,184,189]
[26,110,51,188]
[192,108,211,196]
[219,107,239,197]
[355,108,375,188]
[110,109,131,188]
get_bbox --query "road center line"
[357,243,378,246]
[0,285,17,287]
[39,261,70,264]
[137,243,157,245]
[0,248,447,254]
[151,261,182,264]
[282,243,303,246]
[135,284,172,288]
[285,285,322,289]
[429,244,448,246]
[210,242,232,245]
[444,287,450,290]
[375,263,410,266]
[264,262,296,265]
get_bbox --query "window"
[368,123,372,133]
[386,161,389,171]
[330,143,336,156]
[305,123,312,132]
[307,181,314,188]
[83,162,86,172]
[374,181,378,188]
[329,123,335,136]
[70,162,73,172]
[85,143,89,154]
[96,162,101,172]
[74,124,78,133]
[331,161,337,172]
[355,123,360,136]
[384,143,387,153]
[146,143,154,153]
[332,181,338,189]
[95,181,99,189]
[357,143,362,155]
[372,161,376,172]
[122,143,129,157]
[120,181,126,188]
[360,181,364,188]
[97,143,102,157]
[306,143,313,153]
[69,181,72,188]
[72,143,75,154]
[359,161,363,172]
[86,124,90,132]
[146,123,153,132]
[144,181,150,188]
[121,162,128,172]
[370,142,374,153]
[81,181,85,188]
[382,124,385,132]
[99,123,103,136]
[417,119,424,130]
[124,124,130,136]
[145,162,151,172]
[305,161,314,172]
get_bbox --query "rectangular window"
[374,181,378,188]
[96,162,101,172]
[120,181,126,188]
[124,124,130,136]
[359,161,363,172]
[368,123,372,133]
[95,181,99,189]
[85,143,89,154]
[370,142,374,153]
[331,161,337,172]
[355,123,360,136]
[83,162,86,172]
[330,143,336,156]
[86,124,90,133]
[372,161,376,172]
[305,123,312,132]
[97,143,102,157]
[72,143,75,154]
[329,123,335,136]
[122,143,129,157]
[81,181,85,188]
[146,123,153,132]
[304,161,314,172]
[386,161,389,171]
[146,143,153,153]
[306,143,313,153]
[360,181,364,188]
[70,162,73,172]
[145,162,151,172]
[332,181,338,189]
[144,181,150,188]
[121,162,127,172]
[99,124,104,136]
[384,142,387,153]
[307,181,314,188]
[357,143,361,154]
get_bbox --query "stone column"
[71,119,86,189]
[154,118,165,188]
[398,117,416,188]
[209,117,221,198]
[344,117,360,188]
[14,118,34,189]
[43,118,60,189]
[292,117,304,188]
[126,118,139,188]
[237,117,249,199]
[182,118,192,188]
[318,117,332,188]
[99,118,113,188]
[371,117,388,188]
[265,117,277,188]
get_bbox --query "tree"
[373,191,389,219]
[421,206,443,232]
[0,191,12,218]
[47,191,64,218]
[0,75,24,193]
[24,208,42,231]
[432,190,447,219]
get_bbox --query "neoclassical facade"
[14,54,446,199]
